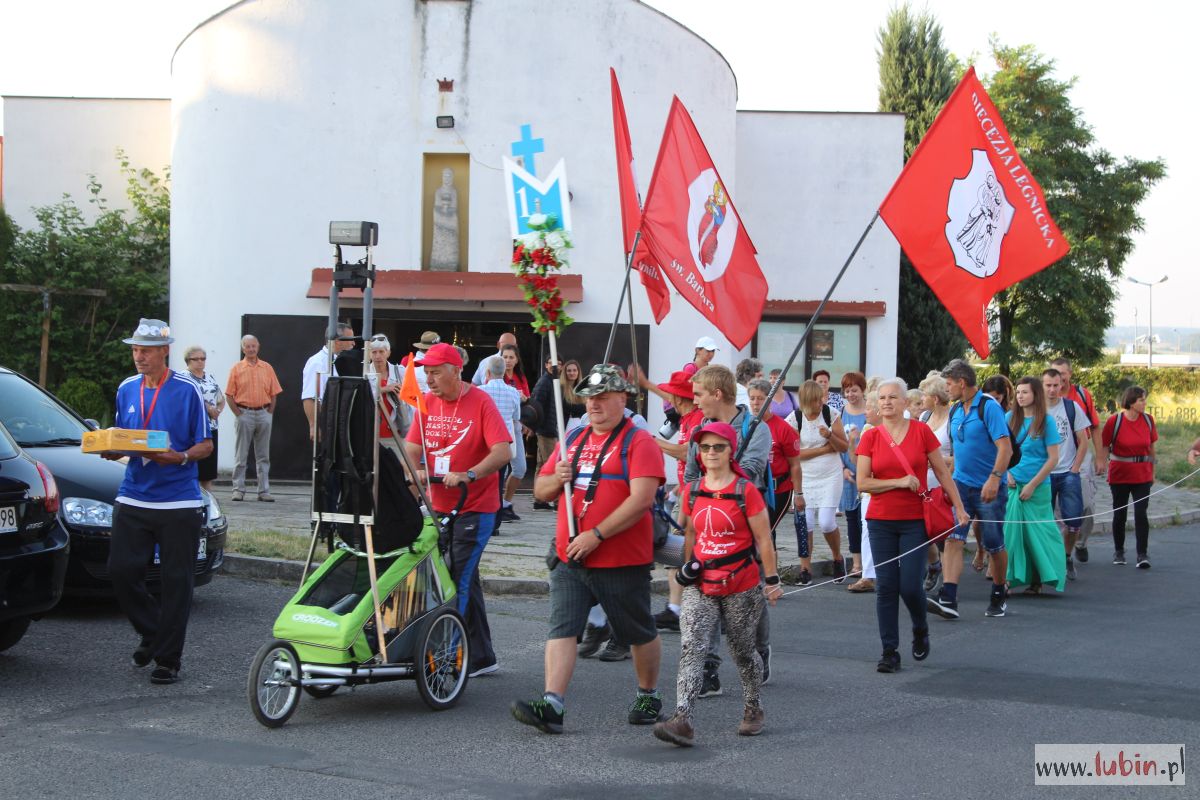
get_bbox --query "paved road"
[3,525,1197,799]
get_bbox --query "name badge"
[434,456,451,476]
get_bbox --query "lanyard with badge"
[569,417,628,529]
[138,370,169,465]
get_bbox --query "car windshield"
[0,371,88,447]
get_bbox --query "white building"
[2,0,902,477]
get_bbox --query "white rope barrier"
[780,465,1200,598]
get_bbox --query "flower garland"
[511,213,575,334]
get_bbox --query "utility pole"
[0,283,106,386]
[1127,275,1168,368]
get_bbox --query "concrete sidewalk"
[216,473,1200,590]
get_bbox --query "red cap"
[690,422,749,479]
[657,370,695,400]
[421,342,463,368]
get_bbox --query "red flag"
[637,97,768,349]
[399,353,426,415]
[610,68,671,324]
[878,67,1070,357]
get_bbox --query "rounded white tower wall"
[170,0,736,468]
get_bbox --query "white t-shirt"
[1046,399,1090,474]
[301,349,334,401]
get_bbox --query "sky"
[0,0,1190,330]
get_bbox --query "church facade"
[2,0,902,476]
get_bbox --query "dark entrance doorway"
[242,309,649,480]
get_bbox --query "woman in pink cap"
[653,422,782,747]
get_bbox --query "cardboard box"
[82,428,170,454]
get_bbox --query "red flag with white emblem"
[636,97,768,349]
[878,67,1070,357]
[610,68,671,323]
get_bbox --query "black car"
[0,420,69,651]
[0,366,227,594]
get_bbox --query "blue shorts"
[951,479,1007,553]
[1050,471,1083,530]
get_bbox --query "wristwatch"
[990,470,1003,478]
[764,575,781,586]
[466,470,477,483]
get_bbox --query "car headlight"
[62,497,114,529]
[203,490,224,524]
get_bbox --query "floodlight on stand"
[436,115,455,129]
[329,221,379,247]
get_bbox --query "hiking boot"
[926,594,959,620]
[577,623,610,658]
[131,638,153,668]
[738,706,765,736]
[1075,544,1089,563]
[1136,554,1151,569]
[653,712,694,747]
[598,640,631,662]
[1113,550,1127,566]
[150,664,180,685]
[832,557,848,584]
[511,698,564,734]
[628,692,663,725]
[1066,555,1077,581]
[924,563,943,592]
[912,628,930,661]
[798,567,813,586]
[758,646,772,686]
[698,664,722,698]
[653,606,680,632]
[876,649,901,673]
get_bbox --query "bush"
[54,376,109,424]
[977,363,1200,415]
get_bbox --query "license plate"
[0,506,16,533]
[152,537,208,564]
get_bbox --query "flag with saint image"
[635,97,768,350]
[878,66,1070,357]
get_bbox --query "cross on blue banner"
[510,124,545,176]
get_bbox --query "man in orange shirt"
[225,334,284,501]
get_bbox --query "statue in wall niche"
[429,167,460,271]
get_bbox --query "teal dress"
[1003,414,1066,591]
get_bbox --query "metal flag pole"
[735,211,881,461]
[603,229,642,364]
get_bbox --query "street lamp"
[1127,275,1169,367]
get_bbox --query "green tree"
[985,43,1165,374]
[0,151,170,405]
[877,4,968,384]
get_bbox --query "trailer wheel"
[248,640,302,728]
[414,608,469,711]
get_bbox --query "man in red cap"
[404,342,512,678]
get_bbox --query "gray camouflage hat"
[575,364,636,397]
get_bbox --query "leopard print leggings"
[675,585,764,719]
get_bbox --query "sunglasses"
[698,443,729,454]
[187,356,207,361]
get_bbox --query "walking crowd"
[95,319,1177,748]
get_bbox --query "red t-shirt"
[539,423,665,567]
[680,477,766,595]
[406,383,512,514]
[856,421,941,520]
[1102,413,1157,484]
[1065,384,1101,429]
[505,372,530,399]
[675,407,705,486]
[764,415,802,493]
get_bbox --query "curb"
[220,508,1200,593]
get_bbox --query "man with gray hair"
[224,334,283,501]
[301,321,356,440]
[930,358,1012,619]
[479,355,526,524]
